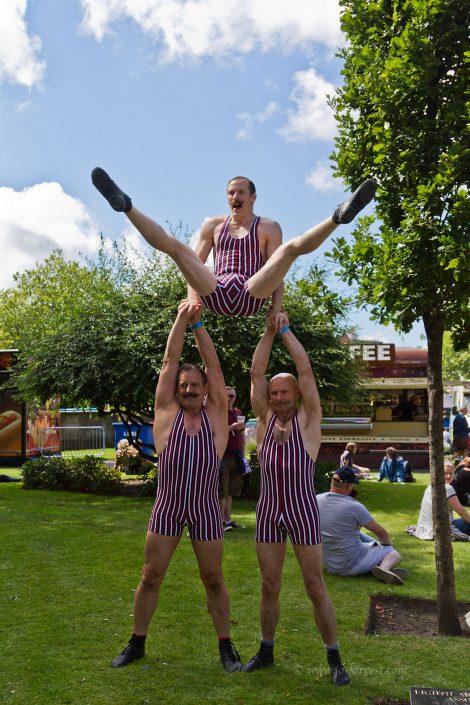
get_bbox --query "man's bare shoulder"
[258,216,281,230]
[200,215,226,232]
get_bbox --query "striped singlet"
[256,414,321,546]
[201,216,267,316]
[148,407,223,541]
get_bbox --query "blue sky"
[0,0,425,346]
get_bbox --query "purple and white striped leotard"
[148,407,223,541]
[200,216,267,316]
[256,413,321,546]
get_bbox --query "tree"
[329,0,470,634]
[442,332,470,381]
[0,246,363,451]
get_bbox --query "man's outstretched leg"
[111,532,179,667]
[92,167,217,296]
[247,179,377,300]
[192,538,242,673]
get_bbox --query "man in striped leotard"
[111,301,242,673]
[92,168,376,324]
[244,313,350,686]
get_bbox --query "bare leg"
[293,543,337,646]
[224,495,233,523]
[379,549,401,572]
[192,538,231,636]
[255,542,287,640]
[247,217,338,299]
[133,532,181,635]
[127,207,217,296]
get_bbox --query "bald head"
[269,373,299,391]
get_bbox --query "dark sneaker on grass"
[332,179,377,224]
[229,520,245,529]
[327,650,350,686]
[219,639,242,673]
[92,167,132,212]
[242,645,274,672]
[111,636,145,668]
[223,521,233,532]
[391,568,408,580]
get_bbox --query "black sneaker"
[326,650,350,686]
[223,522,233,532]
[219,639,242,673]
[111,636,145,668]
[91,167,132,212]
[332,179,377,224]
[242,645,274,672]
[230,521,245,529]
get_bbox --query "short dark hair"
[176,363,208,387]
[227,176,256,195]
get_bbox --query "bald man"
[245,314,350,686]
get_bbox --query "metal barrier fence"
[40,426,106,457]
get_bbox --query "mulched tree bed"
[366,594,470,637]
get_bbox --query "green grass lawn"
[1,475,469,705]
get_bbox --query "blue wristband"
[189,321,203,331]
[279,325,290,335]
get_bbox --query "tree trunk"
[423,309,462,635]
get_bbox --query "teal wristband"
[279,325,290,335]
[189,321,203,332]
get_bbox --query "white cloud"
[0,0,45,87]
[279,68,337,142]
[305,161,342,193]
[0,183,102,289]
[79,0,342,59]
[236,101,278,140]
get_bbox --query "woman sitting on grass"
[407,460,470,541]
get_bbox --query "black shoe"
[327,650,350,686]
[242,646,274,672]
[223,522,233,532]
[332,179,377,224]
[230,521,245,529]
[92,167,132,212]
[111,637,145,668]
[219,639,242,673]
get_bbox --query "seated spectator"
[407,461,470,540]
[451,456,470,507]
[317,467,406,585]
[340,442,372,479]
[452,405,469,459]
[377,447,406,482]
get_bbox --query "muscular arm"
[279,327,321,421]
[263,220,284,315]
[155,302,190,412]
[364,519,393,545]
[250,325,276,422]
[187,216,224,305]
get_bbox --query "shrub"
[114,439,154,475]
[21,456,123,495]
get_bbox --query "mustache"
[182,393,199,398]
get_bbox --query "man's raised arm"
[188,310,226,410]
[250,320,277,421]
[155,301,191,411]
[279,317,321,420]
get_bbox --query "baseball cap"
[333,467,360,485]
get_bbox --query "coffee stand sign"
[410,688,470,704]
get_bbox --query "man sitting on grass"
[317,467,407,584]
